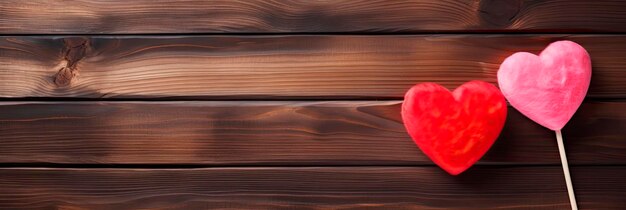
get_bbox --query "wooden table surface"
[0,0,625,209]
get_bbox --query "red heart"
[401,81,507,175]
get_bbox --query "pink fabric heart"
[497,40,591,131]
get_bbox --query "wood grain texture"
[0,166,624,209]
[0,101,623,165]
[1,0,626,33]
[1,35,626,99]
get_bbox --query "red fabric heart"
[401,81,507,175]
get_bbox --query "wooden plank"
[0,101,623,165]
[0,166,623,209]
[0,35,625,99]
[1,0,626,33]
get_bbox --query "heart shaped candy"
[401,81,507,175]
[498,41,591,131]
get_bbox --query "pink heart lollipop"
[498,40,591,210]
[497,40,591,131]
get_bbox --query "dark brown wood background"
[0,0,625,209]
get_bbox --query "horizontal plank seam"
[4,32,626,36]
[0,163,623,169]
[0,97,408,102]
[0,98,623,102]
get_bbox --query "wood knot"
[54,37,89,87]
[477,0,522,27]
[54,67,75,87]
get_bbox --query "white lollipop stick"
[556,130,578,210]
